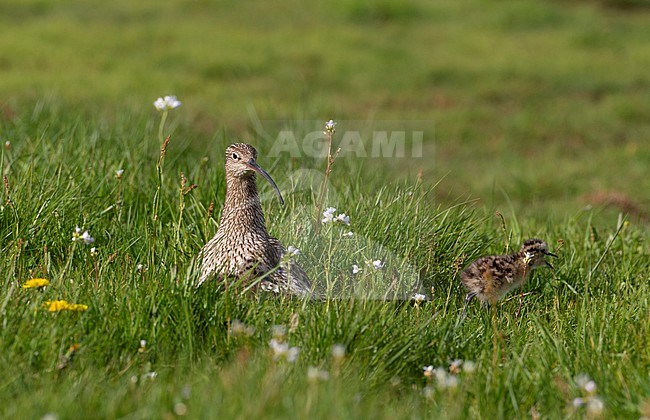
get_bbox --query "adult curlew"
[197,143,312,297]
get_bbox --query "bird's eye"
[232,152,239,160]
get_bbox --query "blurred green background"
[1,0,649,222]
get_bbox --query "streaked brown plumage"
[197,143,312,297]
[460,238,557,307]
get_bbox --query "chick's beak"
[246,159,285,205]
[544,251,558,269]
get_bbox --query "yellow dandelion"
[44,300,88,312]
[22,278,50,289]
[45,300,71,312]
[67,303,89,312]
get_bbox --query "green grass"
[1,101,649,419]
[1,0,650,219]
[1,0,650,418]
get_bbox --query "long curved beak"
[246,160,285,205]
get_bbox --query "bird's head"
[224,143,284,205]
[520,238,558,269]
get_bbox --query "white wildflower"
[433,367,448,386]
[335,213,350,225]
[331,344,346,361]
[115,169,124,179]
[269,339,300,362]
[154,95,182,111]
[230,319,255,337]
[449,359,463,375]
[81,231,94,245]
[90,247,98,257]
[142,371,157,380]
[322,207,336,224]
[286,246,300,256]
[443,375,459,389]
[371,260,384,270]
[343,231,354,237]
[352,264,361,275]
[412,293,426,304]
[72,227,94,245]
[423,365,434,379]
[575,374,591,389]
[324,119,336,135]
[173,402,188,416]
[462,360,476,373]
[271,325,286,340]
[136,263,144,272]
[307,367,330,382]
[572,397,585,408]
[4,141,10,149]
[586,397,604,416]
[583,380,597,395]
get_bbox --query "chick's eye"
[232,152,239,160]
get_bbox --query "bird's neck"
[220,174,268,233]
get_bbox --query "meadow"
[1,0,649,418]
